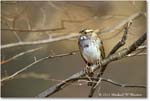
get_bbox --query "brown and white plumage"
[78,29,105,75]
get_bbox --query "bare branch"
[13,32,22,42]
[11,73,146,90]
[1,50,79,82]
[37,32,146,97]
[1,33,79,49]
[1,57,44,82]
[100,78,146,88]
[126,52,146,57]
[126,45,146,57]
[80,77,146,88]
[1,47,42,64]
[1,12,144,49]
[136,45,146,50]
[108,21,132,56]
[37,75,146,97]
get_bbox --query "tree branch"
[2,44,146,82]
[89,21,132,97]
[100,78,146,88]
[107,21,132,56]
[1,12,144,49]
[9,73,146,89]
[37,32,146,97]
[1,33,78,49]
[1,47,42,64]
[1,50,79,82]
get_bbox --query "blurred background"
[1,1,146,97]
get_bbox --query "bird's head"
[79,28,98,39]
[79,28,94,35]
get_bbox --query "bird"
[78,29,105,84]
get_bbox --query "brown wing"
[97,35,105,59]
[100,41,105,59]
[92,33,105,59]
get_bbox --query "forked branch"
[37,32,146,97]
[89,21,132,97]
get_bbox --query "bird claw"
[84,65,93,75]
[96,60,102,68]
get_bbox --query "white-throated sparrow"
[78,29,105,78]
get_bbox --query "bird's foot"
[96,60,102,68]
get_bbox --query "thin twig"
[79,77,146,88]
[101,78,146,88]
[108,21,132,56]
[1,57,44,82]
[126,52,146,57]
[1,47,42,64]
[1,33,78,49]
[1,50,79,82]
